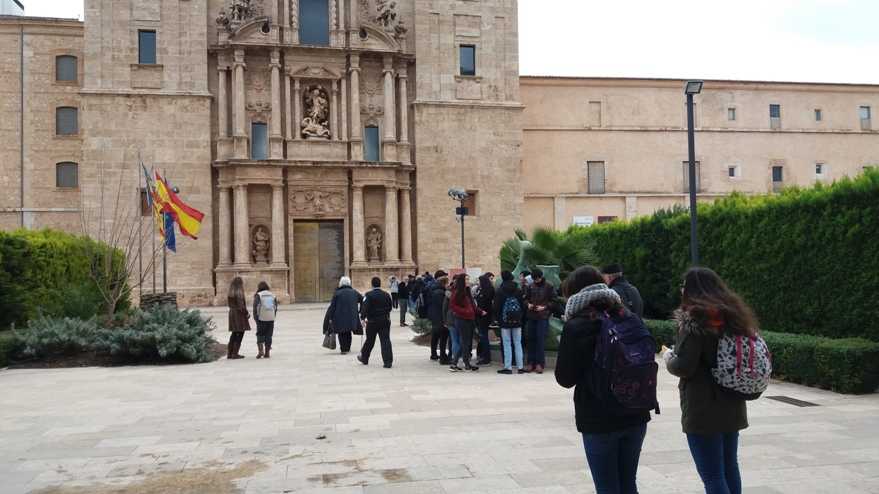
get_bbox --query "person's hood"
[564,283,621,321]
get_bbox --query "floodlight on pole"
[684,81,703,265]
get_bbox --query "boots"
[264,346,271,359]
[227,339,235,359]
[256,342,264,359]
[232,340,245,359]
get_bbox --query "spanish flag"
[154,171,205,239]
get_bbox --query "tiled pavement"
[1,305,878,493]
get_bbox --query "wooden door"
[293,221,344,302]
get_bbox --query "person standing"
[398,278,410,327]
[252,281,278,359]
[358,277,394,368]
[475,273,496,365]
[389,276,400,309]
[428,276,451,363]
[524,268,555,374]
[602,264,644,319]
[226,277,250,359]
[664,267,752,494]
[555,266,652,494]
[323,276,363,355]
[493,271,526,374]
[448,274,483,371]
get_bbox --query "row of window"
[585,161,875,194]
[727,103,872,130]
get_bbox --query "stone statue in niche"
[251,225,270,263]
[376,0,407,37]
[216,0,261,31]
[301,86,331,139]
[366,225,383,261]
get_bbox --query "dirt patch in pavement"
[29,460,266,494]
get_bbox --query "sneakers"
[449,365,462,372]
[465,363,479,371]
[383,364,392,369]
[430,355,439,361]
[497,369,513,375]
[356,355,367,365]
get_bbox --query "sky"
[21,0,879,84]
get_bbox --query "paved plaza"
[1,305,878,494]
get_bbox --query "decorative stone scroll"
[366,224,383,261]
[251,224,271,263]
[289,189,346,217]
[301,86,331,139]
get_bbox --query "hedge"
[0,229,125,330]
[645,319,879,394]
[0,332,21,367]
[562,169,879,341]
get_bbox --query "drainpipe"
[19,24,25,228]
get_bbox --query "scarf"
[564,283,622,321]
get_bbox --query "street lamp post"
[448,188,469,270]
[684,80,703,265]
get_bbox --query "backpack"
[500,295,523,327]
[712,333,772,400]
[591,313,660,415]
[257,292,276,322]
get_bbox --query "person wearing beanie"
[602,263,644,318]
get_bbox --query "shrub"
[0,332,22,367]
[645,319,879,394]
[17,316,100,358]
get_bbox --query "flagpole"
[152,166,157,295]
[163,237,168,294]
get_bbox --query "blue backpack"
[500,296,523,326]
[591,313,660,415]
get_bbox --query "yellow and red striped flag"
[154,171,205,240]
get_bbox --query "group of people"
[225,277,278,359]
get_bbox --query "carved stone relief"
[366,224,383,261]
[376,0,407,37]
[216,0,264,32]
[301,85,331,139]
[251,224,270,263]
[360,63,384,118]
[289,189,346,216]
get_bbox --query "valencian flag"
[154,171,205,240]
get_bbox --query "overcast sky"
[21,0,879,84]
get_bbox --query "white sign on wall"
[572,216,594,227]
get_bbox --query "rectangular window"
[56,162,78,188]
[587,161,606,194]
[772,165,784,191]
[728,108,736,121]
[300,0,330,46]
[728,165,741,179]
[597,216,618,224]
[251,122,267,160]
[56,107,78,135]
[861,106,872,130]
[770,104,781,129]
[459,45,476,76]
[682,161,701,193]
[815,109,823,121]
[56,55,77,82]
[363,126,380,162]
[815,163,824,175]
[138,30,156,65]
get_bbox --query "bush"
[0,229,126,330]
[514,170,879,341]
[644,319,879,394]
[0,332,22,367]
[11,306,217,365]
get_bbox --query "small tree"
[80,164,158,318]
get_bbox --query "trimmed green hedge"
[645,319,879,394]
[559,170,879,341]
[0,229,125,330]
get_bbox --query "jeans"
[686,432,741,494]
[448,323,462,363]
[255,320,274,349]
[501,327,523,370]
[391,292,399,309]
[399,299,409,325]
[477,316,492,362]
[582,423,647,494]
[453,318,476,366]
[527,318,549,366]
[360,319,393,366]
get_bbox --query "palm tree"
[500,227,597,280]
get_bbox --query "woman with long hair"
[555,266,651,494]
[448,274,483,371]
[475,272,496,365]
[227,277,251,359]
[665,267,754,494]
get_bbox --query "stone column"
[331,79,339,140]
[399,186,413,263]
[349,56,362,159]
[269,50,283,159]
[293,78,302,140]
[217,67,228,138]
[341,77,348,141]
[217,185,232,266]
[397,65,409,144]
[232,49,246,137]
[382,56,396,141]
[284,73,292,141]
[384,186,399,263]
[352,185,366,263]
[233,184,250,266]
[271,185,286,266]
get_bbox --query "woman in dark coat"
[665,267,752,494]
[427,276,450,363]
[323,276,363,354]
[227,276,250,359]
[475,272,496,365]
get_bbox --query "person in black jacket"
[602,264,644,319]
[428,276,451,363]
[555,266,651,494]
[398,279,410,326]
[493,271,526,374]
[474,272,496,365]
[357,277,394,368]
[323,277,363,354]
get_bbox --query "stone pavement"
[1,305,878,494]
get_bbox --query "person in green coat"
[664,267,756,494]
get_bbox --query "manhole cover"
[766,395,819,407]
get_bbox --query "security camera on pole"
[448,188,469,270]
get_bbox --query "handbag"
[322,333,337,350]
